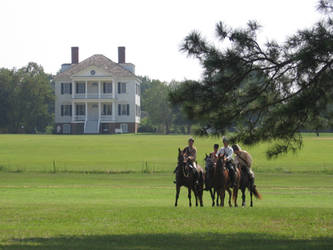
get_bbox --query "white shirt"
[217,146,234,161]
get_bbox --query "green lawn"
[0,134,332,249]
[0,172,332,249]
[0,133,333,173]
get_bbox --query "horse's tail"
[251,185,262,200]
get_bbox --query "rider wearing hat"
[217,137,236,187]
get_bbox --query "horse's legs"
[188,187,192,207]
[215,189,219,206]
[199,189,204,207]
[221,189,225,207]
[250,187,253,207]
[233,187,238,207]
[227,188,232,207]
[241,187,246,207]
[210,189,215,207]
[175,185,180,207]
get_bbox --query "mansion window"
[76,82,85,94]
[118,82,126,94]
[61,104,72,116]
[61,83,72,94]
[118,104,129,116]
[103,82,113,93]
[120,123,128,133]
[102,104,112,116]
[76,104,85,116]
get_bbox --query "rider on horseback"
[217,137,236,187]
[183,137,197,170]
[232,144,255,184]
[173,137,198,183]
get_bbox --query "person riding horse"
[232,144,255,185]
[217,137,236,187]
[174,137,199,183]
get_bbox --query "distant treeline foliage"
[0,63,54,133]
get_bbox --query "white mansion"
[54,47,141,134]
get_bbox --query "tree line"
[0,63,54,133]
[0,65,194,134]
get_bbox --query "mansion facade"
[54,47,140,134]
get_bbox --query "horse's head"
[216,154,226,170]
[204,154,214,169]
[177,148,186,166]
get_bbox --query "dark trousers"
[226,160,235,184]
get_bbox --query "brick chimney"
[71,47,79,64]
[118,46,125,63]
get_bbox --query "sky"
[0,0,322,82]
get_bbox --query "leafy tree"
[0,63,54,133]
[169,0,333,157]
[142,78,173,134]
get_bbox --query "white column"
[98,101,101,120]
[112,101,116,121]
[85,102,88,121]
[98,81,101,99]
[72,81,75,98]
[85,81,88,98]
[72,101,75,122]
[112,81,115,99]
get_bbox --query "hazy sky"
[0,0,322,82]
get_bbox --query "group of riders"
[174,137,255,190]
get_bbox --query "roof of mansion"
[55,54,136,81]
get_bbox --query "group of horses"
[174,148,262,207]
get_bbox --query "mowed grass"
[0,133,333,173]
[0,134,332,249]
[0,172,332,250]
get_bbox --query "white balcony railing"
[101,93,114,99]
[87,93,99,99]
[73,94,85,99]
[73,93,115,99]
[74,115,86,121]
[100,115,114,121]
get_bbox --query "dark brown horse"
[215,156,241,207]
[238,166,262,207]
[174,148,204,207]
[204,154,222,207]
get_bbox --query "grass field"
[0,133,333,173]
[0,134,332,249]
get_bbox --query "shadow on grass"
[3,233,333,250]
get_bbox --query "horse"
[215,156,241,207]
[238,165,262,207]
[204,154,218,207]
[174,148,204,207]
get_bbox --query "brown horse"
[238,166,262,207]
[174,148,204,207]
[204,154,217,206]
[215,156,241,207]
